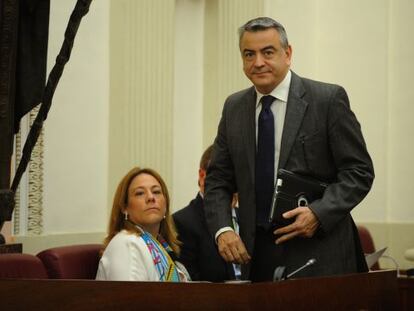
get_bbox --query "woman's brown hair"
[102,167,180,255]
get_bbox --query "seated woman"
[96,167,190,282]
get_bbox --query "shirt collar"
[255,70,292,108]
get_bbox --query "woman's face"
[125,173,166,233]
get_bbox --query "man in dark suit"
[204,17,374,282]
[173,145,237,282]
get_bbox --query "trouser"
[249,226,284,282]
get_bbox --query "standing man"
[204,17,374,282]
[173,145,238,282]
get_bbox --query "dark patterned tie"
[255,95,275,226]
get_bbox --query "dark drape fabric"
[0,0,49,227]
[14,0,50,133]
[0,0,19,190]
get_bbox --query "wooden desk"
[0,270,398,310]
[399,276,414,311]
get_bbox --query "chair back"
[0,253,48,279]
[357,225,380,270]
[37,244,102,279]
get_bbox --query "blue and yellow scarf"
[140,231,180,282]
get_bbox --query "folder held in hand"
[268,169,328,227]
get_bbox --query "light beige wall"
[172,0,205,210]
[265,0,413,269]
[43,0,109,234]
[15,232,105,254]
[109,0,175,209]
[383,0,414,269]
[361,222,413,271]
[388,0,414,222]
[203,0,264,145]
[201,0,413,269]
[16,0,414,270]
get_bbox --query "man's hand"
[217,231,251,264]
[273,206,320,244]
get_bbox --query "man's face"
[240,28,292,94]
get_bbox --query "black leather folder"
[269,169,328,227]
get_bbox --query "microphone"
[273,258,317,281]
[287,258,316,279]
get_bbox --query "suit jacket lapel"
[278,72,308,169]
[240,87,257,183]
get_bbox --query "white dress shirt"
[255,69,291,176]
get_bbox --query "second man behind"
[173,145,239,282]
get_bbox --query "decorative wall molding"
[13,128,21,234]
[27,106,43,234]
[13,105,44,235]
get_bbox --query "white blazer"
[96,230,159,281]
[96,230,189,282]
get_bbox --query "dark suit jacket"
[204,71,374,279]
[173,193,235,282]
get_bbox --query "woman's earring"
[124,212,128,220]
[163,215,166,219]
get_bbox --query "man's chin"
[253,81,274,94]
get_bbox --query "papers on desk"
[224,280,251,284]
[365,247,387,269]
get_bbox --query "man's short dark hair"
[238,16,289,49]
[200,145,214,170]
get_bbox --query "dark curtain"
[14,0,50,132]
[0,0,49,225]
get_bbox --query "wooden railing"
[0,270,401,310]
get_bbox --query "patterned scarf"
[140,230,180,282]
